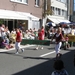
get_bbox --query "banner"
[64,35,75,42]
[21,39,50,46]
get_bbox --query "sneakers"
[35,47,43,50]
[15,52,19,54]
[35,47,38,50]
[41,47,43,49]
[21,49,24,52]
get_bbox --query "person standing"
[35,28,44,50]
[51,27,63,59]
[0,24,6,40]
[15,28,24,54]
[41,26,45,39]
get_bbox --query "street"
[0,44,75,75]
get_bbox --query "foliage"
[0,19,4,25]
[42,0,52,18]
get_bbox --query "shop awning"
[57,19,70,23]
[0,9,29,20]
[0,9,39,21]
[17,12,39,21]
[47,16,60,24]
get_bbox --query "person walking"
[51,59,69,75]
[35,28,44,50]
[51,27,63,59]
[15,28,24,54]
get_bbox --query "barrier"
[21,39,50,46]
[64,34,75,42]
[64,34,75,46]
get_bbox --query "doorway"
[8,21,13,32]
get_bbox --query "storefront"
[0,9,40,31]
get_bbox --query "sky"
[74,0,75,11]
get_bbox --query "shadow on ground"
[9,49,75,75]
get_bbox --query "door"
[8,21,13,32]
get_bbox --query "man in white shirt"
[0,24,6,39]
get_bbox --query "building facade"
[69,0,75,22]
[47,0,70,24]
[0,0,43,31]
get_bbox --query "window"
[51,7,55,15]
[61,0,65,2]
[10,0,28,4]
[10,0,15,1]
[58,8,61,15]
[62,10,64,16]
[64,11,67,18]
[74,0,75,11]
[55,8,58,15]
[23,0,28,4]
[17,0,22,2]
[35,0,40,6]
[56,0,67,3]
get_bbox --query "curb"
[0,45,35,52]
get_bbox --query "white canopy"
[0,9,39,21]
[57,19,70,23]
[17,12,40,21]
[0,9,29,20]
[47,16,60,24]
[47,15,70,24]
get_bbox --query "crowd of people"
[0,24,45,50]
[0,24,74,54]
[0,24,13,49]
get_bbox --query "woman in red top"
[41,26,45,40]
[35,28,44,50]
[15,28,24,54]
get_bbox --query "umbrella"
[59,22,68,24]
[46,22,56,26]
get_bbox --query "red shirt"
[65,37,69,41]
[41,29,45,35]
[16,32,22,42]
[38,31,44,40]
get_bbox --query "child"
[64,34,70,49]
[51,60,69,75]
[1,39,9,49]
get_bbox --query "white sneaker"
[35,47,38,50]
[41,47,43,49]
[15,52,19,54]
[21,49,24,52]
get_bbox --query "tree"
[42,0,52,18]
[0,19,4,25]
[41,0,52,26]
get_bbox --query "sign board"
[64,35,75,42]
[21,39,50,46]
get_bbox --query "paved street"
[0,44,75,75]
